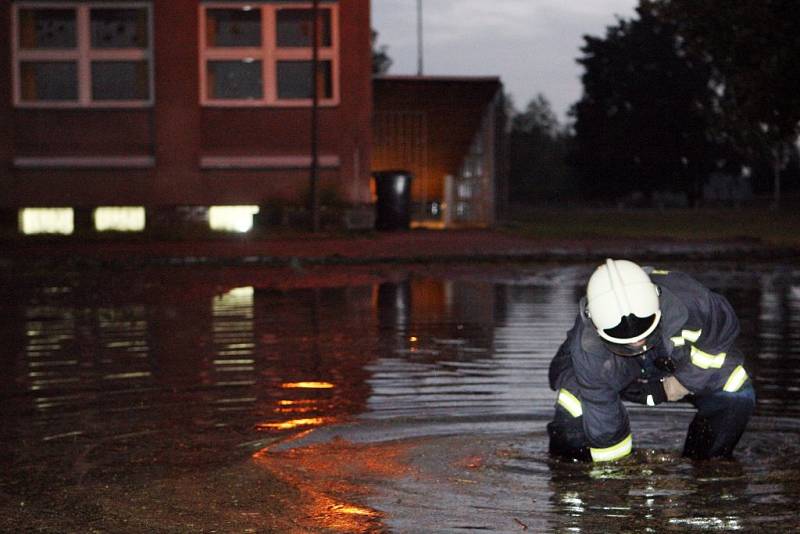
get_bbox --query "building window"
[12,3,153,108]
[200,3,339,106]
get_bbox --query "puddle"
[1,261,799,531]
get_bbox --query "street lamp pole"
[417,0,423,75]
[309,0,321,232]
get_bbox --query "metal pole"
[417,0,423,75]
[309,0,320,231]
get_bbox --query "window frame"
[199,2,340,107]
[11,1,154,109]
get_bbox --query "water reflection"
[544,448,800,533]
[20,301,157,443]
[25,304,79,394]
[210,286,257,415]
[2,263,800,531]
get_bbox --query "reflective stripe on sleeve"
[590,434,633,462]
[723,365,748,392]
[681,329,702,343]
[671,329,702,348]
[557,389,583,418]
[690,346,726,369]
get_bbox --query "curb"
[3,243,798,272]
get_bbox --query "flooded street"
[2,261,800,532]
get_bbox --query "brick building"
[0,0,373,234]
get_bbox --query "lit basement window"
[19,208,74,235]
[209,205,259,232]
[94,207,146,232]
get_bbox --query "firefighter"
[547,258,755,462]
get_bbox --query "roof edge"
[374,74,502,84]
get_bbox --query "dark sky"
[372,0,638,121]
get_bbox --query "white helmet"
[586,259,661,355]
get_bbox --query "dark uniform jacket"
[548,268,747,451]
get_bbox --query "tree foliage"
[512,94,561,138]
[653,0,800,201]
[371,30,393,75]
[509,94,578,202]
[571,1,727,203]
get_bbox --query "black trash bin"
[373,170,413,231]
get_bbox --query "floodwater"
[1,261,800,532]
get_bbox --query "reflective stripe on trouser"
[548,387,591,462]
[557,388,583,417]
[723,365,748,392]
[590,434,633,462]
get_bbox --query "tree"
[371,30,392,75]
[512,94,561,138]
[654,0,800,206]
[509,94,577,203]
[571,1,727,205]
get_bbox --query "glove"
[621,379,668,406]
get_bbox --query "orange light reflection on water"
[281,381,335,389]
[312,499,383,531]
[277,399,317,406]
[275,406,317,414]
[275,398,320,414]
[256,417,333,431]
[330,503,380,517]
[251,437,399,532]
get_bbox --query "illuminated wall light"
[208,205,260,233]
[226,286,255,298]
[94,207,146,232]
[19,208,74,235]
